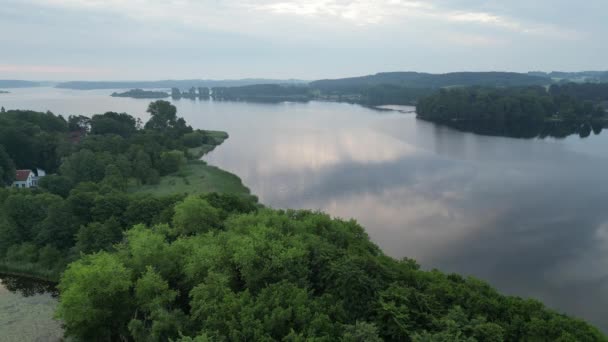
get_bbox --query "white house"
[12,169,46,188]
[13,170,36,188]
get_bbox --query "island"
[111,88,169,99]
[0,90,9,94]
[0,101,605,341]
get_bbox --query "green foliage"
[342,322,383,342]
[111,89,170,99]
[75,218,123,254]
[38,175,74,198]
[549,82,608,103]
[361,85,434,105]
[56,252,134,341]
[0,145,15,186]
[56,208,606,341]
[416,86,607,138]
[0,110,68,172]
[90,112,137,137]
[182,131,205,148]
[417,86,606,123]
[311,71,550,92]
[145,100,178,131]
[59,149,110,183]
[159,150,186,176]
[172,196,221,235]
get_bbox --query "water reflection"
[428,119,605,139]
[0,274,62,342]
[0,274,58,298]
[2,88,608,332]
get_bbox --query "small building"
[11,169,46,188]
[13,170,36,188]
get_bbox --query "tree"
[128,267,182,341]
[342,322,383,342]
[38,175,74,198]
[60,149,109,183]
[145,100,178,131]
[90,112,136,137]
[0,145,16,186]
[76,218,123,254]
[159,150,186,175]
[56,252,134,341]
[172,196,221,235]
[68,115,91,132]
[35,200,79,249]
[101,164,127,190]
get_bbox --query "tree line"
[0,101,231,276]
[53,198,606,341]
[415,86,607,138]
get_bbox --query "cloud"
[23,0,580,39]
[3,0,602,79]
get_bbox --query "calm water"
[0,274,62,342]
[2,88,608,332]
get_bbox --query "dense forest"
[359,85,434,106]
[111,89,169,99]
[54,201,606,341]
[528,71,608,82]
[0,101,233,276]
[549,82,608,104]
[311,72,551,92]
[0,101,605,341]
[416,86,607,138]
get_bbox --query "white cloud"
[24,0,580,40]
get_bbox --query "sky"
[0,0,606,80]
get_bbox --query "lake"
[1,87,608,333]
[0,274,62,342]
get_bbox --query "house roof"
[15,170,32,181]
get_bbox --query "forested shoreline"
[0,101,605,340]
[0,101,251,281]
[416,85,607,138]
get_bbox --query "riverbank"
[0,264,60,283]
[132,130,253,197]
[131,160,253,197]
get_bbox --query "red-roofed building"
[13,169,35,188]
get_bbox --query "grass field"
[131,160,252,197]
[188,130,229,159]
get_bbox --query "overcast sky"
[1,0,606,80]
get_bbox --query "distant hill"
[56,79,308,90]
[310,72,551,91]
[0,80,42,88]
[529,71,608,83]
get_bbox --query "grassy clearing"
[133,130,252,197]
[131,160,252,197]
[188,130,229,159]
